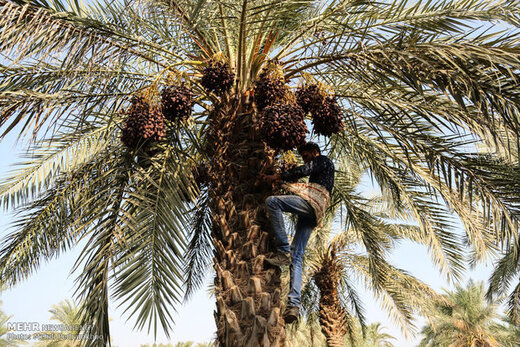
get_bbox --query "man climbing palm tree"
[260,142,334,324]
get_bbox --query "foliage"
[285,316,396,347]
[285,315,327,346]
[33,299,85,347]
[0,300,24,346]
[344,322,396,347]
[489,316,520,347]
[419,280,512,347]
[486,238,520,324]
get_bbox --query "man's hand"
[259,173,281,184]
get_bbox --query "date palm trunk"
[314,251,349,347]
[206,95,286,346]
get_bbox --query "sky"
[0,127,499,347]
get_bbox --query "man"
[260,142,334,324]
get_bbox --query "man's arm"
[259,173,281,184]
[281,157,325,182]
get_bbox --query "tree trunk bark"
[207,95,286,346]
[319,304,348,347]
[315,256,349,347]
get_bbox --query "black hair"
[298,142,320,154]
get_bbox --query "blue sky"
[0,128,497,347]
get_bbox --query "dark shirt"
[281,155,334,194]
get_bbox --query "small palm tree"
[312,242,350,347]
[305,231,444,346]
[0,311,9,345]
[285,316,327,347]
[362,323,396,347]
[286,317,396,347]
[49,300,83,330]
[419,280,503,347]
[343,322,395,347]
[33,299,84,347]
[139,342,214,347]
[0,301,24,347]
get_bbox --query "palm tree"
[49,300,83,330]
[285,316,326,347]
[0,283,25,346]
[33,299,84,346]
[312,242,350,347]
[2,0,520,345]
[0,308,9,345]
[139,342,215,346]
[419,280,505,347]
[342,322,395,347]
[362,323,395,347]
[173,343,194,347]
[286,317,396,347]
[303,218,447,346]
[0,300,24,347]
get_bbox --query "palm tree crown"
[420,280,502,347]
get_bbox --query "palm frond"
[0,147,119,287]
[487,238,520,322]
[0,0,171,65]
[333,131,467,280]
[73,181,125,347]
[183,191,214,302]
[111,148,195,338]
[347,254,447,337]
[507,282,520,325]
[338,274,367,335]
[71,152,132,347]
[0,113,119,209]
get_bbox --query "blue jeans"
[265,195,317,307]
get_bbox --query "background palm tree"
[419,280,507,347]
[2,0,520,345]
[361,323,396,347]
[343,322,396,347]
[0,300,25,346]
[138,341,215,346]
[300,212,448,345]
[49,300,83,330]
[285,316,326,347]
[308,234,438,347]
[0,307,10,345]
[0,282,26,346]
[33,299,84,347]
[285,317,396,347]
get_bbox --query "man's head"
[298,142,320,163]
